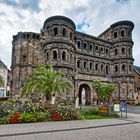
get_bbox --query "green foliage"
[19,112,38,123]
[36,112,51,122]
[21,65,73,101]
[0,75,4,87]
[93,80,115,106]
[79,107,99,115]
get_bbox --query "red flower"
[9,114,21,123]
[52,114,62,121]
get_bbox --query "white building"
[0,59,9,97]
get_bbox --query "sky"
[0,0,140,68]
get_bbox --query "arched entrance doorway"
[79,84,91,105]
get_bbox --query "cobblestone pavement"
[0,113,140,140]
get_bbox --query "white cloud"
[0,0,140,68]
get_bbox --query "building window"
[121,30,125,37]
[22,55,27,63]
[62,51,66,60]
[53,51,57,60]
[54,27,58,36]
[90,62,92,70]
[101,64,104,71]
[115,65,118,72]
[63,28,66,37]
[70,32,72,40]
[90,44,93,51]
[84,61,87,69]
[115,48,118,55]
[77,60,80,68]
[106,65,109,75]
[77,41,81,48]
[95,63,98,70]
[122,47,125,54]
[95,45,98,51]
[129,65,132,72]
[46,52,49,60]
[114,32,117,39]
[106,49,108,55]
[122,64,125,71]
[84,42,87,49]
[101,47,103,52]
[128,48,131,55]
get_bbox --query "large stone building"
[11,15,135,104]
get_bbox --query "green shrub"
[79,107,99,115]
[36,112,51,121]
[19,113,38,123]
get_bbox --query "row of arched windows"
[113,29,130,39]
[114,47,131,56]
[114,64,132,73]
[46,50,73,63]
[77,60,109,75]
[77,40,110,56]
[45,26,73,41]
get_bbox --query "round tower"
[111,21,134,102]
[41,16,76,78]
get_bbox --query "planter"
[99,107,109,115]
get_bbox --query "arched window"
[84,42,87,49]
[106,65,109,75]
[101,64,104,71]
[77,60,80,68]
[115,49,118,55]
[77,41,81,48]
[122,47,125,54]
[128,30,130,37]
[115,65,118,72]
[70,32,72,40]
[90,44,93,51]
[53,51,57,60]
[46,52,49,60]
[63,28,66,37]
[84,61,87,69]
[114,32,117,39]
[106,49,108,55]
[128,48,131,55]
[101,47,103,52]
[95,63,98,70]
[54,27,58,36]
[62,51,66,60]
[122,64,125,71]
[90,62,92,70]
[95,45,98,51]
[22,55,27,63]
[129,65,132,72]
[121,30,124,37]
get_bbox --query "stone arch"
[78,83,91,105]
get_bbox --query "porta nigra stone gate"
[11,16,135,104]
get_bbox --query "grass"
[80,112,119,120]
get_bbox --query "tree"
[21,65,73,102]
[0,75,4,87]
[93,80,115,106]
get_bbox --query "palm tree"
[0,75,4,87]
[21,65,73,102]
